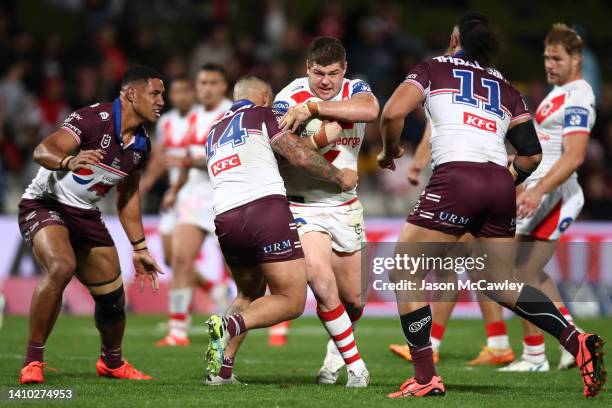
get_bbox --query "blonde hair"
[544,23,582,55]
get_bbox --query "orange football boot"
[389,344,440,364]
[156,334,190,347]
[96,358,152,380]
[19,361,45,384]
[388,375,445,398]
[468,346,515,366]
[575,333,607,398]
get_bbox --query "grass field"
[0,314,610,407]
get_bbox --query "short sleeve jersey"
[531,79,595,180]
[404,55,530,168]
[205,100,288,215]
[154,106,197,184]
[23,99,150,209]
[273,77,373,206]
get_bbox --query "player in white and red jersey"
[274,37,379,387]
[379,13,605,399]
[499,23,596,373]
[156,64,232,346]
[202,75,357,385]
[18,66,164,384]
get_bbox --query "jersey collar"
[112,98,148,151]
[453,50,466,58]
[231,99,255,111]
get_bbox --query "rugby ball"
[297,97,334,153]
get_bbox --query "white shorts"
[516,178,584,240]
[290,199,365,253]
[158,208,176,236]
[175,181,215,234]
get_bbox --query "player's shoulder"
[346,77,372,95]
[79,102,113,120]
[564,79,595,105]
[274,78,309,101]
[61,101,112,137]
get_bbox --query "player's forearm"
[33,141,72,170]
[117,191,146,243]
[533,152,583,194]
[380,116,404,154]
[317,97,379,123]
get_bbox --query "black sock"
[513,285,572,340]
[399,305,436,384]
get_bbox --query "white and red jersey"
[154,106,197,184]
[206,100,288,215]
[405,55,531,168]
[185,99,233,186]
[273,77,373,206]
[531,79,595,180]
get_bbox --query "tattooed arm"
[272,132,357,191]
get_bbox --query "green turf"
[0,314,609,407]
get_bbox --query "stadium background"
[0,0,611,318]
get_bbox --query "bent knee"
[44,257,77,286]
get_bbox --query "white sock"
[431,337,441,352]
[523,336,546,363]
[487,335,510,350]
[168,288,192,339]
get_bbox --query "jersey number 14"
[205,113,249,159]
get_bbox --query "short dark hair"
[307,36,346,67]
[199,63,228,83]
[545,23,582,56]
[121,65,163,88]
[457,12,502,67]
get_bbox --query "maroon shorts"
[407,162,516,238]
[18,198,114,250]
[214,195,304,267]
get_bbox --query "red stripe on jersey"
[342,82,349,100]
[291,90,315,104]
[535,93,565,124]
[323,149,340,163]
[531,200,562,240]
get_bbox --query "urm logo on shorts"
[262,239,292,254]
[438,211,469,225]
[409,316,431,333]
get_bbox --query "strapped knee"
[92,278,125,326]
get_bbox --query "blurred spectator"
[189,25,234,77]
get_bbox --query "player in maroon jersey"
[379,13,605,398]
[18,66,165,384]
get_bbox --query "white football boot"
[498,357,550,372]
[317,339,345,384]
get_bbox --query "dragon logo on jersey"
[72,168,95,185]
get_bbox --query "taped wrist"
[512,158,533,186]
[93,285,126,326]
[507,121,542,156]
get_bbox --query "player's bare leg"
[77,245,151,380]
[299,232,369,387]
[204,267,266,385]
[205,259,307,375]
[158,223,206,346]
[20,226,76,384]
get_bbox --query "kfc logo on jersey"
[211,154,241,176]
[99,112,110,121]
[101,133,111,148]
[463,112,497,132]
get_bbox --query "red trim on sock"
[524,334,545,346]
[558,306,570,316]
[485,321,507,337]
[345,353,361,365]
[348,309,363,323]
[338,340,356,353]
[332,326,353,342]
[316,304,346,321]
[430,322,446,340]
[170,313,188,321]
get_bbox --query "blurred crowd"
[0,0,611,218]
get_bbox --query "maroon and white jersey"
[205,100,287,215]
[23,99,150,210]
[273,77,372,206]
[154,106,197,184]
[531,79,595,180]
[405,54,530,168]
